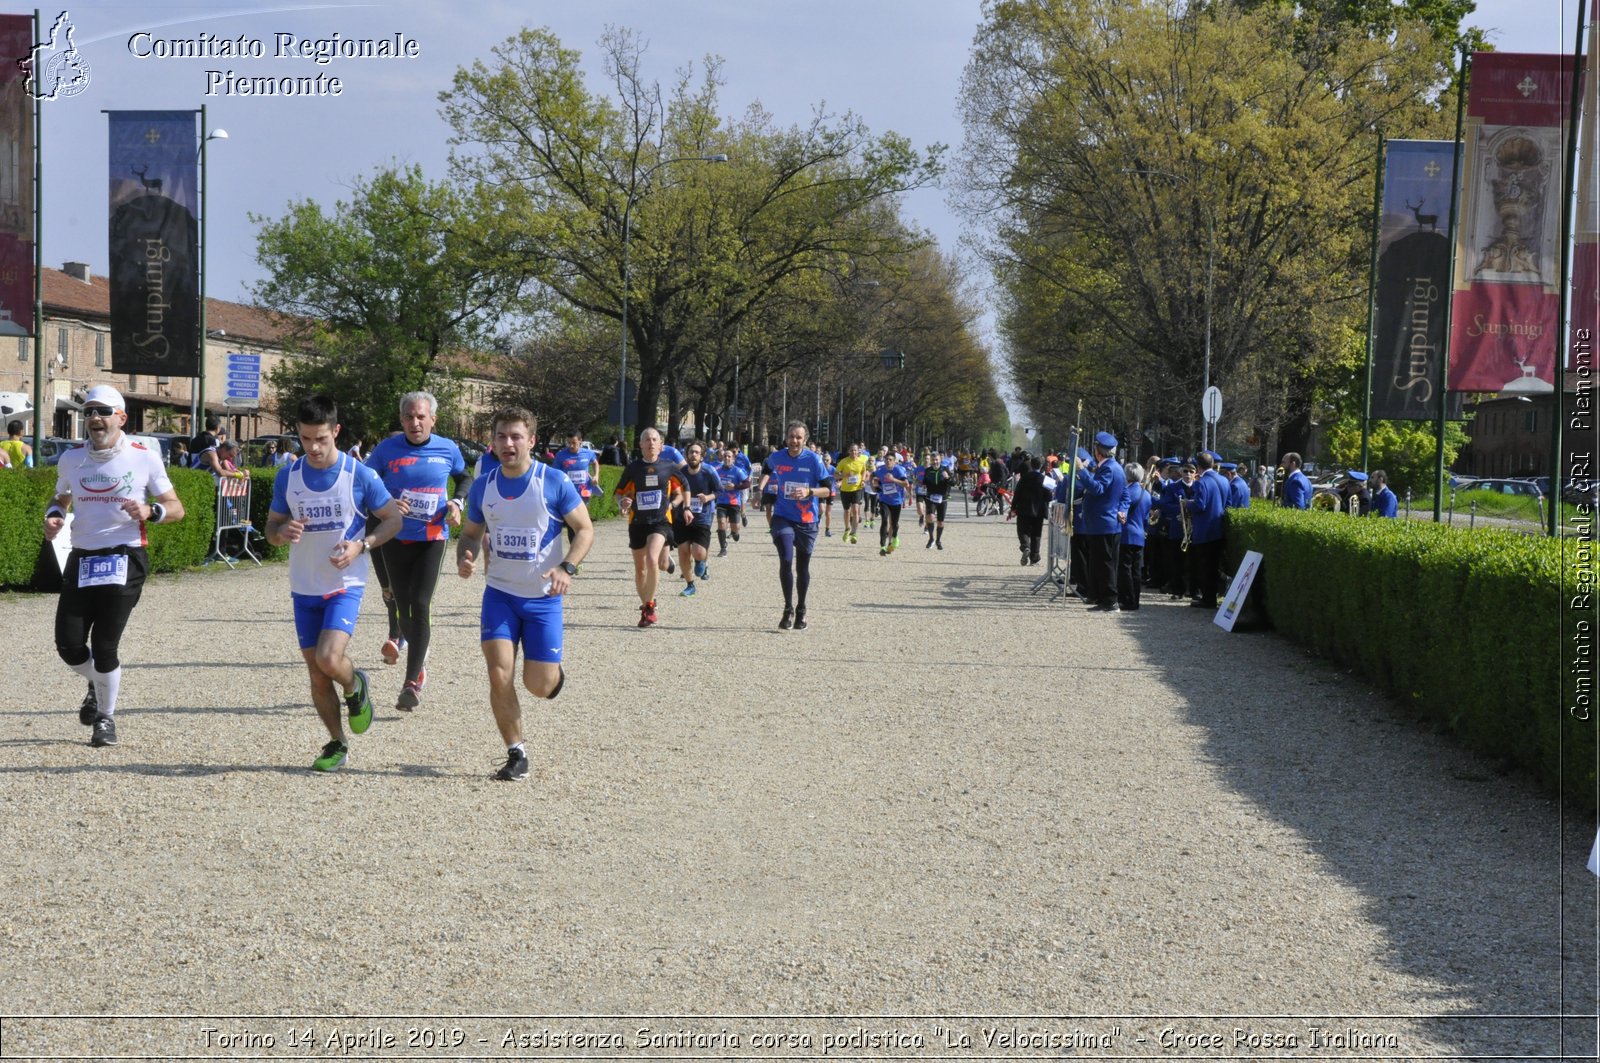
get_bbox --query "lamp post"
[617,152,727,438]
[196,109,227,429]
[1123,167,1215,453]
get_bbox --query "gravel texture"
[0,505,1594,1058]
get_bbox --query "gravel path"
[0,506,1593,1058]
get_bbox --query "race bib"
[930,494,944,504]
[784,481,810,500]
[644,475,659,487]
[637,489,663,511]
[567,469,589,485]
[78,554,128,588]
[845,474,861,488]
[689,498,704,513]
[295,495,345,525]
[492,525,538,561]
[400,488,440,518]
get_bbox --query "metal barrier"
[1028,500,1072,601]
[205,473,262,568]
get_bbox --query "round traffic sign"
[1202,385,1222,424]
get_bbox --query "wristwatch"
[560,561,578,576]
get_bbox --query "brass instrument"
[1179,494,1192,551]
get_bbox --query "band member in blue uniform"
[1186,452,1228,609]
[1117,461,1151,611]
[1220,462,1251,509]
[1279,452,1312,509]
[1369,470,1399,518]
[1074,431,1124,611]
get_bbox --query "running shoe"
[731,531,740,542]
[701,563,710,580]
[825,529,832,537]
[78,682,98,726]
[380,637,401,666]
[89,714,117,748]
[694,560,707,579]
[666,560,676,575]
[926,537,934,549]
[312,739,348,772]
[741,514,748,527]
[779,607,794,630]
[718,547,728,557]
[880,546,888,557]
[892,536,900,549]
[793,608,808,631]
[345,669,373,734]
[937,541,944,550]
[396,676,424,712]
[494,747,529,782]
[639,601,658,627]
[679,583,697,598]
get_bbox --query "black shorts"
[628,519,673,551]
[840,489,862,508]
[677,518,712,549]
[715,503,741,520]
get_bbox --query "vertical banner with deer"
[0,15,34,336]
[1449,53,1576,395]
[1371,139,1455,419]
[108,110,198,377]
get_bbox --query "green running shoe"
[345,669,373,735]
[312,739,348,772]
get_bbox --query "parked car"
[1455,477,1543,499]
[36,436,82,465]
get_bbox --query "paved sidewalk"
[0,506,1593,1058]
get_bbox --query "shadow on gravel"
[0,760,454,778]
[1119,603,1596,1057]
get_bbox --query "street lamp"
[196,111,227,429]
[1123,167,1216,453]
[617,152,727,437]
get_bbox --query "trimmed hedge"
[0,466,219,586]
[1223,506,1597,810]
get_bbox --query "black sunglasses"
[83,405,117,417]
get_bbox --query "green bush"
[0,465,221,587]
[1224,506,1596,810]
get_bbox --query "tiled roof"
[42,265,295,345]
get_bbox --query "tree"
[957,0,1460,457]
[252,164,528,444]
[438,27,943,435]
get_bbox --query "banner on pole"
[0,15,34,337]
[1372,140,1455,419]
[108,110,198,377]
[1449,52,1577,394]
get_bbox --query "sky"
[22,0,1591,402]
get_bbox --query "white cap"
[83,384,126,410]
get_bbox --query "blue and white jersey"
[467,462,583,600]
[911,464,928,496]
[660,443,686,466]
[273,453,393,597]
[553,446,602,499]
[762,447,831,525]
[875,462,909,507]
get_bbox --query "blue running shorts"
[480,584,564,662]
[291,589,365,650]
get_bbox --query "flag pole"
[1435,45,1470,523]
[1550,0,1590,538]
[1360,131,1385,472]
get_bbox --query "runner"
[922,450,955,550]
[818,445,836,537]
[456,407,594,782]
[612,427,688,627]
[364,392,470,711]
[43,385,185,748]
[264,395,404,772]
[675,441,720,597]
[873,452,909,555]
[834,442,868,543]
[762,421,831,630]
[714,447,748,556]
[658,438,686,576]
[911,450,929,530]
[552,429,603,546]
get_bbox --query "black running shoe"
[793,608,808,631]
[494,747,529,782]
[779,607,794,630]
[90,714,117,748]
[79,682,98,726]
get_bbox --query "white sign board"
[1215,549,1262,632]
[1202,385,1222,425]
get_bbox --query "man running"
[457,407,593,782]
[552,429,603,545]
[613,427,688,627]
[265,396,404,772]
[873,452,909,555]
[675,441,720,597]
[761,421,831,630]
[922,451,955,550]
[834,442,868,544]
[364,391,470,711]
[714,447,748,556]
[43,385,185,748]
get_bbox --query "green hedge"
[1223,506,1596,810]
[0,466,219,587]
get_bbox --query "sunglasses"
[83,405,118,418]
